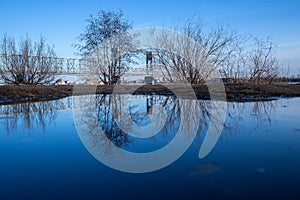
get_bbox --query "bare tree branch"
[0,34,59,84]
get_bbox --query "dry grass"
[0,83,299,105]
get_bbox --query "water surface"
[0,95,300,199]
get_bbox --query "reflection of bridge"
[0,54,161,77]
[0,95,168,116]
[112,95,167,117]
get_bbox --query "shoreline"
[0,83,300,105]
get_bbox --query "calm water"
[0,95,300,199]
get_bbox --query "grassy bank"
[0,83,300,105]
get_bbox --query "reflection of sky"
[0,97,300,198]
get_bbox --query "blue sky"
[0,0,299,73]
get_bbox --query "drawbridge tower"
[144,51,155,84]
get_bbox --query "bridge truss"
[0,54,161,77]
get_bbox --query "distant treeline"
[277,77,300,82]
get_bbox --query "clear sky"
[0,0,299,74]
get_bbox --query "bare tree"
[0,34,59,84]
[247,36,279,84]
[75,10,137,85]
[155,18,240,84]
[278,61,291,83]
[219,35,280,84]
[154,17,280,85]
[221,41,248,82]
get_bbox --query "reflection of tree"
[77,95,282,155]
[73,94,131,157]
[75,94,221,151]
[0,100,62,134]
[226,100,277,134]
[96,95,130,148]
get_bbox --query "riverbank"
[0,83,300,105]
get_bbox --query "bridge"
[0,53,161,77]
